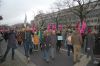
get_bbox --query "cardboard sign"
[57,36,63,40]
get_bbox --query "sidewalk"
[74,55,91,66]
[0,53,26,66]
[0,40,36,66]
[61,48,91,66]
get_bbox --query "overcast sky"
[0,0,56,25]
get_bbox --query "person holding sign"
[56,30,63,52]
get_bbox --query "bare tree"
[63,0,100,24]
[37,10,46,30]
[50,0,65,30]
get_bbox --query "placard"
[57,36,63,40]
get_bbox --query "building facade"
[32,1,100,30]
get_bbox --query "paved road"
[1,40,97,66]
[18,45,98,66]
[0,40,26,66]
[30,51,73,66]
[18,46,73,66]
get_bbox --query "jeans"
[24,42,32,58]
[50,47,55,59]
[24,42,34,58]
[56,41,61,52]
[0,43,2,56]
[67,44,73,56]
[42,48,50,61]
[3,46,15,60]
[87,47,94,62]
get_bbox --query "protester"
[66,32,73,56]
[0,29,17,63]
[56,30,62,52]
[32,32,39,51]
[38,30,43,50]
[23,27,33,62]
[94,30,100,55]
[0,32,4,58]
[50,30,57,60]
[62,29,67,48]
[92,26,100,65]
[3,32,9,42]
[16,31,24,45]
[86,28,95,62]
[42,30,51,63]
[71,29,82,64]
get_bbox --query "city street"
[18,45,97,66]
[0,0,100,66]
[0,40,98,66]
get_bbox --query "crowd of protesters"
[0,25,100,65]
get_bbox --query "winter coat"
[87,33,95,49]
[94,33,100,54]
[7,32,17,49]
[23,31,33,49]
[32,35,39,45]
[24,31,32,43]
[44,35,51,50]
[16,32,24,42]
[71,32,82,46]
[50,34,57,47]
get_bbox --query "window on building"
[87,20,89,22]
[94,19,97,22]
[98,19,100,22]
[98,3,100,7]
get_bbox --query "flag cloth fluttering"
[52,24,56,30]
[47,23,51,31]
[76,21,87,34]
[59,24,63,31]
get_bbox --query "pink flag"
[52,24,56,30]
[76,21,87,34]
[47,23,51,31]
[81,21,87,33]
[59,24,63,31]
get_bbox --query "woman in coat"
[23,28,33,62]
[32,32,39,51]
[56,30,62,52]
[50,30,57,60]
[86,29,95,62]
[0,32,4,58]
[42,30,51,63]
[66,32,73,56]
[0,29,17,63]
[16,31,23,45]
